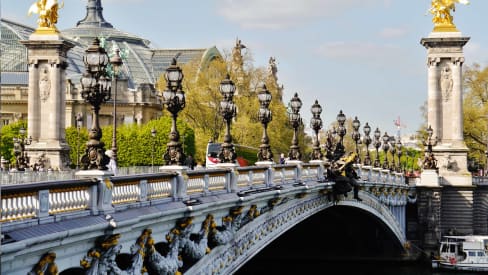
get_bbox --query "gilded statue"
[28,0,64,33]
[428,0,469,31]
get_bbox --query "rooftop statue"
[428,0,469,32]
[28,0,64,33]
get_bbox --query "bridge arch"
[187,191,407,274]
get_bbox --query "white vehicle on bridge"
[432,235,488,272]
[205,141,258,168]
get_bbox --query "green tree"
[463,63,488,169]
[157,48,296,164]
[0,120,27,163]
[66,117,195,167]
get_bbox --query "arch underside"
[186,191,406,274]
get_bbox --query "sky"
[2,0,488,138]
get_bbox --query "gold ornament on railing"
[428,0,469,32]
[28,0,64,34]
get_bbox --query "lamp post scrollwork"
[75,113,83,169]
[79,38,112,170]
[218,74,237,163]
[362,122,372,166]
[382,132,390,170]
[422,125,438,170]
[257,84,273,162]
[161,57,186,165]
[310,100,323,161]
[287,93,302,161]
[396,137,403,173]
[373,127,382,168]
[13,127,32,171]
[389,136,397,171]
[110,48,123,170]
[334,110,346,160]
[352,116,361,163]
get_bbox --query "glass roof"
[1,18,219,90]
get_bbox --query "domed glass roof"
[1,0,220,90]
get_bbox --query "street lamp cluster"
[287,93,303,161]
[12,127,32,171]
[161,57,186,166]
[218,74,238,164]
[257,84,273,162]
[15,38,412,173]
[79,38,113,170]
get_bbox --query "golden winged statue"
[428,0,469,32]
[28,0,64,33]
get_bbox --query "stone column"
[420,33,471,187]
[21,34,74,170]
[27,63,40,141]
[451,57,464,142]
[427,57,440,139]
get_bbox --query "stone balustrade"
[1,162,407,233]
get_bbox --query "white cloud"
[464,42,488,66]
[316,41,402,62]
[217,0,384,29]
[378,27,409,39]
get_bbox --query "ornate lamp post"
[373,127,382,168]
[389,136,397,171]
[257,84,273,162]
[324,129,335,162]
[382,132,390,169]
[218,74,237,163]
[287,93,303,161]
[423,125,438,169]
[79,38,112,170]
[161,57,186,165]
[334,110,346,159]
[110,49,123,170]
[13,127,32,171]
[352,116,361,163]
[151,128,157,168]
[363,122,372,166]
[396,138,403,172]
[310,100,323,161]
[75,113,83,169]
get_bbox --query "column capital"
[451,57,465,66]
[427,57,441,67]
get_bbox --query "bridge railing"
[1,178,98,224]
[1,162,406,232]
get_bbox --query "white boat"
[432,235,488,272]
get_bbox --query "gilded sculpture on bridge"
[28,0,64,33]
[428,0,469,32]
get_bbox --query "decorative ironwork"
[75,113,83,169]
[161,56,186,165]
[218,74,237,163]
[382,132,390,169]
[389,136,397,171]
[79,38,112,170]
[396,137,403,173]
[352,116,361,163]
[257,84,273,162]
[310,100,323,161]
[333,110,346,160]
[287,93,302,161]
[363,122,372,166]
[373,127,382,168]
[422,125,438,170]
[323,129,337,163]
[12,126,32,171]
[110,48,123,171]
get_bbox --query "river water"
[235,259,476,274]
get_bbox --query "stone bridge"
[1,163,411,274]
